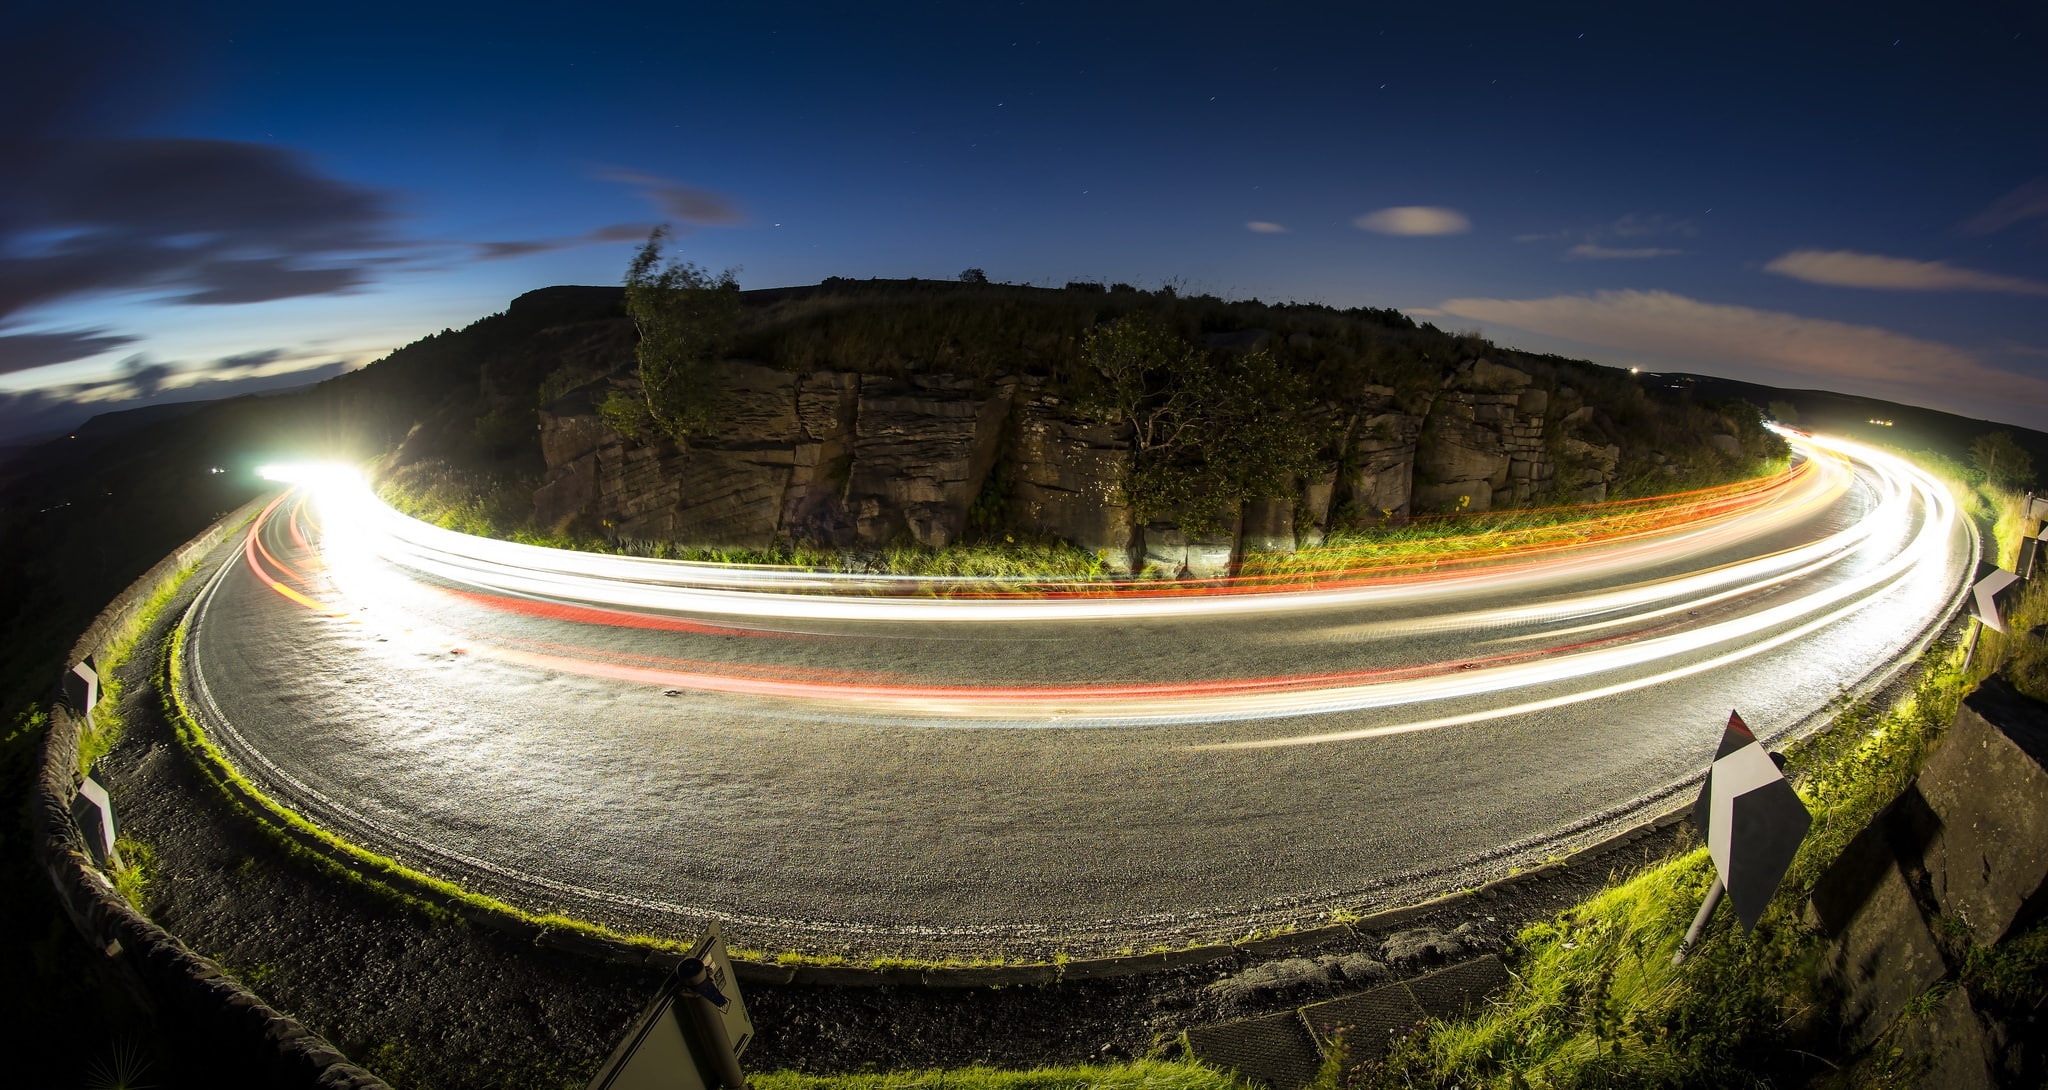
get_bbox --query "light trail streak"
[240,430,1963,739]
[270,449,1849,625]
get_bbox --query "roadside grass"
[378,458,1796,586]
[1339,472,2019,1089]
[753,1060,1245,1090]
[73,559,202,776]
[108,835,155,911]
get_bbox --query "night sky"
[4,1,2046,439]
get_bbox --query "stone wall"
[533,353,1640,572]
[35,496,389,1088]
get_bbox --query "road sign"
[73,776,120,869]
[1674,712,1812,964]
[585,925,752,1090]
[1972,566,2021,633]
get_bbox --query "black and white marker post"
[1671,711,1812,967]
[1964,563,2022,675]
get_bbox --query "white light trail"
[263,431,1965,737]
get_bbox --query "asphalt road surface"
[178,433,1972,955]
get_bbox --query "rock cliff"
[383,282,1774,574]
[533,352,1635,574]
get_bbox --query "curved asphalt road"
[178,434,1972,955]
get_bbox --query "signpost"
[1672,711,1811,966]
[1963,563,2023,674]
[585,924,753,1090]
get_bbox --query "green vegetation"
[1337,470,2023,1089]
[602,226,741,441]
[73,558,202,776]
[1076,315,1323,530]
[754,1060,1244,1090]
[1970,430,2035,491]
[108,836,154,911]
[1243,472,1793,582]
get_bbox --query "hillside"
[374,280,1795,575]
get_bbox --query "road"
[177,433,1972,955]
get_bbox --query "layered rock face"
[534,353,1640,572]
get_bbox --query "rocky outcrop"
[532,355,1636,569]
[1009,392,1137,571]
[1412,361,1557,514]
[1808,677,2047,1085]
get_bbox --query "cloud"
[1960,175,2048,236]
[0,137,403,322]
[1354,206,1470,236]
[1764,249,2048,296]
[0,350,349,439]
[1566,244,1683,260]
[474,222,654,261]
[1521,214,1691,258]
[1434,289,2048,409]
[1245,221,1288,234]
[0,328,138,373]
[1606,213,1697,239]
[598,169,745,226]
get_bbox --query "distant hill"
[1652,371,2048,475]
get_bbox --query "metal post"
[1671,877,1725,967]
[676,960,746,1089]
[1962,616,1982,677]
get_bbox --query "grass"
[108,836,155,911]
[752,1060,1245,1090]
[74,558,206,776]
[1334,470,2025,1089]
[379,456,1797,589]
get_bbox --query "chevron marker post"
[1671,711,1812,966]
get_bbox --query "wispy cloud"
[0,328,138,374]
[1765,249,2048,296]
[1566,243,1683,260]
[1960,174,2048,236]
[474,222,653,261]
[1435,289,2048,410]
[1522,214,1689,259]
[596,169,745,226]
[1354,206,1470,236]
[1245,221,1288,234]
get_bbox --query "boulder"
[1343,410,1421,523]
[843,374,1015,549]
[1240,495,1296,554]
[1917,677,2048,944]
[1413,478,1493,514]
[1009,396,1136,571]
[1456,358,1533,392]
[1890,987,1998,1090]
[1814,860,1950,1047]
[1142,516,1237,579]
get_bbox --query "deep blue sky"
[5,0,2047,437]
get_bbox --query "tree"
[1078,317,1322,530]
[958,267,988,284]
[1766,399,1799,426]
[1971,431,2034,490]
[602,226,739,442]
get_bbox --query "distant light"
[209,466,224,475]
[1630,367,1640,374]
[1867,418,1893,427]
[257,462,362,488]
